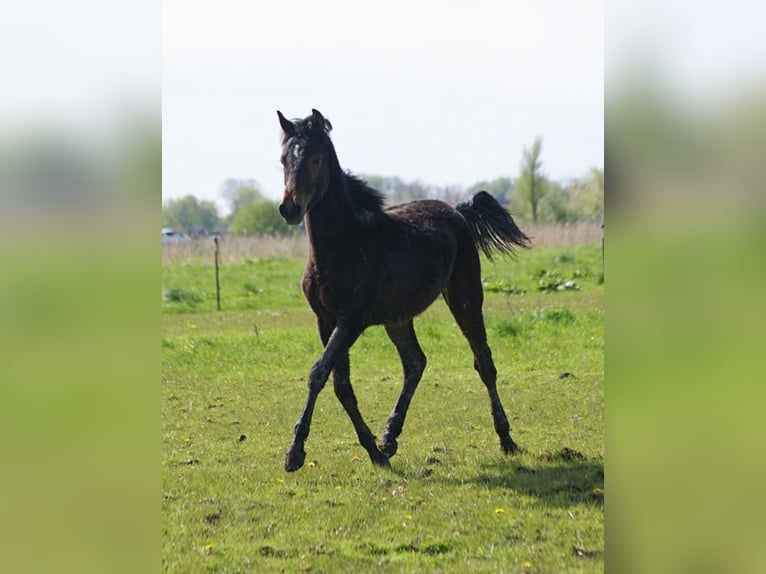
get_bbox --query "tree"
[516,137,547,222]
[221,183,265,217]
[568,167,604,221]
[162,195,220,231]
[229,201,298,236]
[538,180,576,223]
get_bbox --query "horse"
[277,109,530,472]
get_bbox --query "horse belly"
[371,256,451,324]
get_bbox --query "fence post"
[214,236,221,311]
[600,221,605,276]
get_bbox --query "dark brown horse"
[277,109,530,472]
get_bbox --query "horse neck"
[304,170,358,254]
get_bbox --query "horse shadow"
[422,448,604,509]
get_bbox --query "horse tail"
[456,191,531,259]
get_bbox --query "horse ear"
[277,110,296,137]
[311,109,331,132]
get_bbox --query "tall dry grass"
[161,222,603,266]
[162,234,306,266]
[522,221,603,249]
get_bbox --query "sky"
[162,0,604,213]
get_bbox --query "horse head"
[277,109,334,224]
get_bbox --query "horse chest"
[303,255,375,318]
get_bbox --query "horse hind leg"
[443,272,519,455]
[380,320,427,458]
[470,341,518,454]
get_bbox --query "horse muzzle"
[278,199,303,224]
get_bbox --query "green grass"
[162,244,604,572]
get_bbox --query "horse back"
[302,199,478,326]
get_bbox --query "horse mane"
[343,172,386,218]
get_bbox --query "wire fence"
[162,222,603,266]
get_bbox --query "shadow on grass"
[429,448,604,508]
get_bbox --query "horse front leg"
[286,320,381,471]
[331,351,390,467]
[314,318,389,468]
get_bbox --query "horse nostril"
[279,202,302,222]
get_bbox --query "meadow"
[162,232,604,572]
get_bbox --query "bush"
[541,308,577,325]
[163,288,202,305]
[229,201,298,236]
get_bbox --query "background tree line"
[162,139,604,236]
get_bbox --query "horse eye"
[280,157,286,166]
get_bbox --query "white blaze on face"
[292,144,301,159]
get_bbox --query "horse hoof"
[502,438,519,455]
[380,440,398,458]
[375,456,391,468]
[285,449,306,472]
[371,451,391,468]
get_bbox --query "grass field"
[162,240,604,572]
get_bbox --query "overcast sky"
[163,0,604,212]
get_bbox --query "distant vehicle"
[162,228,191,244]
